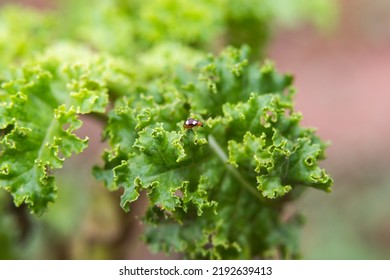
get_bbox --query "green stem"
[208,134,263,201]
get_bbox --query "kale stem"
[208,134,263,201]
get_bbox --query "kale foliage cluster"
[0,0,335,259]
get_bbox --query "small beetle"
[183,118,203,129]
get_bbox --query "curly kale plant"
[0,1,335,259]
[92,47,332,258]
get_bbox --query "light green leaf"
[0,45,118,214]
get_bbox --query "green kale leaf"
[94,46,333,258]
[0,44,123,214]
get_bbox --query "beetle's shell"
[183,118,203,129]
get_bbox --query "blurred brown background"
[268,0,390,258]
[1,0,390,259]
